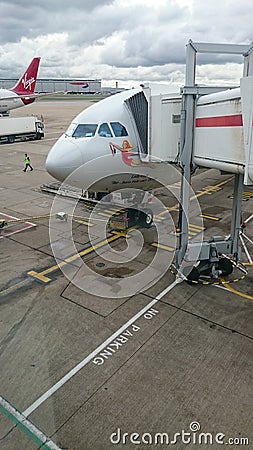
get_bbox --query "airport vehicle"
[0,116,44,143]
[0,58,41,115]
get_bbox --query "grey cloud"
[0,0,114,43]
[0,0,253,84]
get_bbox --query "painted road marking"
[222,282,253,301]
[151,242,175,252]
[0,279,31,298]
[27,231,127,283]
[73,218,91,226]
[0,396,62,450]
[174,223,205,238]
[201,214,221,221]
[229,191,253,201]
[195,176,233,199]
[155,176,233,222]
[97,212,113,218]
[22,277,183,417]
[92,308,160,366]
[0,212,36,239]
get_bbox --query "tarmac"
[0,99,253,450]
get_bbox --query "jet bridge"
[176,41,253,280]
[125,40,253,280]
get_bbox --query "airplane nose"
[46,138,84,182]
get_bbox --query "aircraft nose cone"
[46,138,83,182]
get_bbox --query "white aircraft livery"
[0,58,41,114]
[45,86,181,196]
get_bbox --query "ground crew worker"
[23,153,33,172]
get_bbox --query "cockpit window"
[65,122,77,137]
[98,123,113,137]
[72,124,98,138]
[110,122,128,137]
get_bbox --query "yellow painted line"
[194,176,233,200]
[103,209,123,214]
[74,218,91,226]
[229,191,253,201]
[201,214,220,221]
[189,224,205,231]
[222,282,253,301]
[166,205,179,212]
[0,279,31,297]
[151,242,175,252]
[27,232,125,283]
[161,176,233,217]
[97,212,113,218]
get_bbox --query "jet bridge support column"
[230,173,244,261]
[176,40,196,268]
[175,40,253,276]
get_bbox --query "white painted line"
[0,396,62,450]
[23,277,182,417]
[0,211,36,239]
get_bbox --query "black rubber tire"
[218,257,233,276]
[187,266,200,284]
[139,208,153,228]
[7,135,15,143]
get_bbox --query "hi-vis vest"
[25,156,30,164]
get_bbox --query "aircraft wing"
[0,91,66,101]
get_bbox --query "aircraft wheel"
[7,135,15,143]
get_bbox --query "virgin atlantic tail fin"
[11,57,41,95]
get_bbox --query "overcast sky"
[0,0,252,89]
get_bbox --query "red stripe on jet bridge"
[195,114,243,127]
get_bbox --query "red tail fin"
[11,57,41,95]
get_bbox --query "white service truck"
[0,116,44,144]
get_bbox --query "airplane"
[45,86,181,194]
[45,85,182,226]
[0,57,64,116]
[0,57,41,115]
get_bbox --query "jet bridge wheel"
[186,266,200,283]
[186,256,233,284]
[217,257,233,276]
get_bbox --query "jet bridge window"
[110,122,128,137]
[72,124,98,138]
[98,123,113,137]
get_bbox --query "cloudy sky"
[0,0,252,89]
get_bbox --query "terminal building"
[0,78,102,94]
